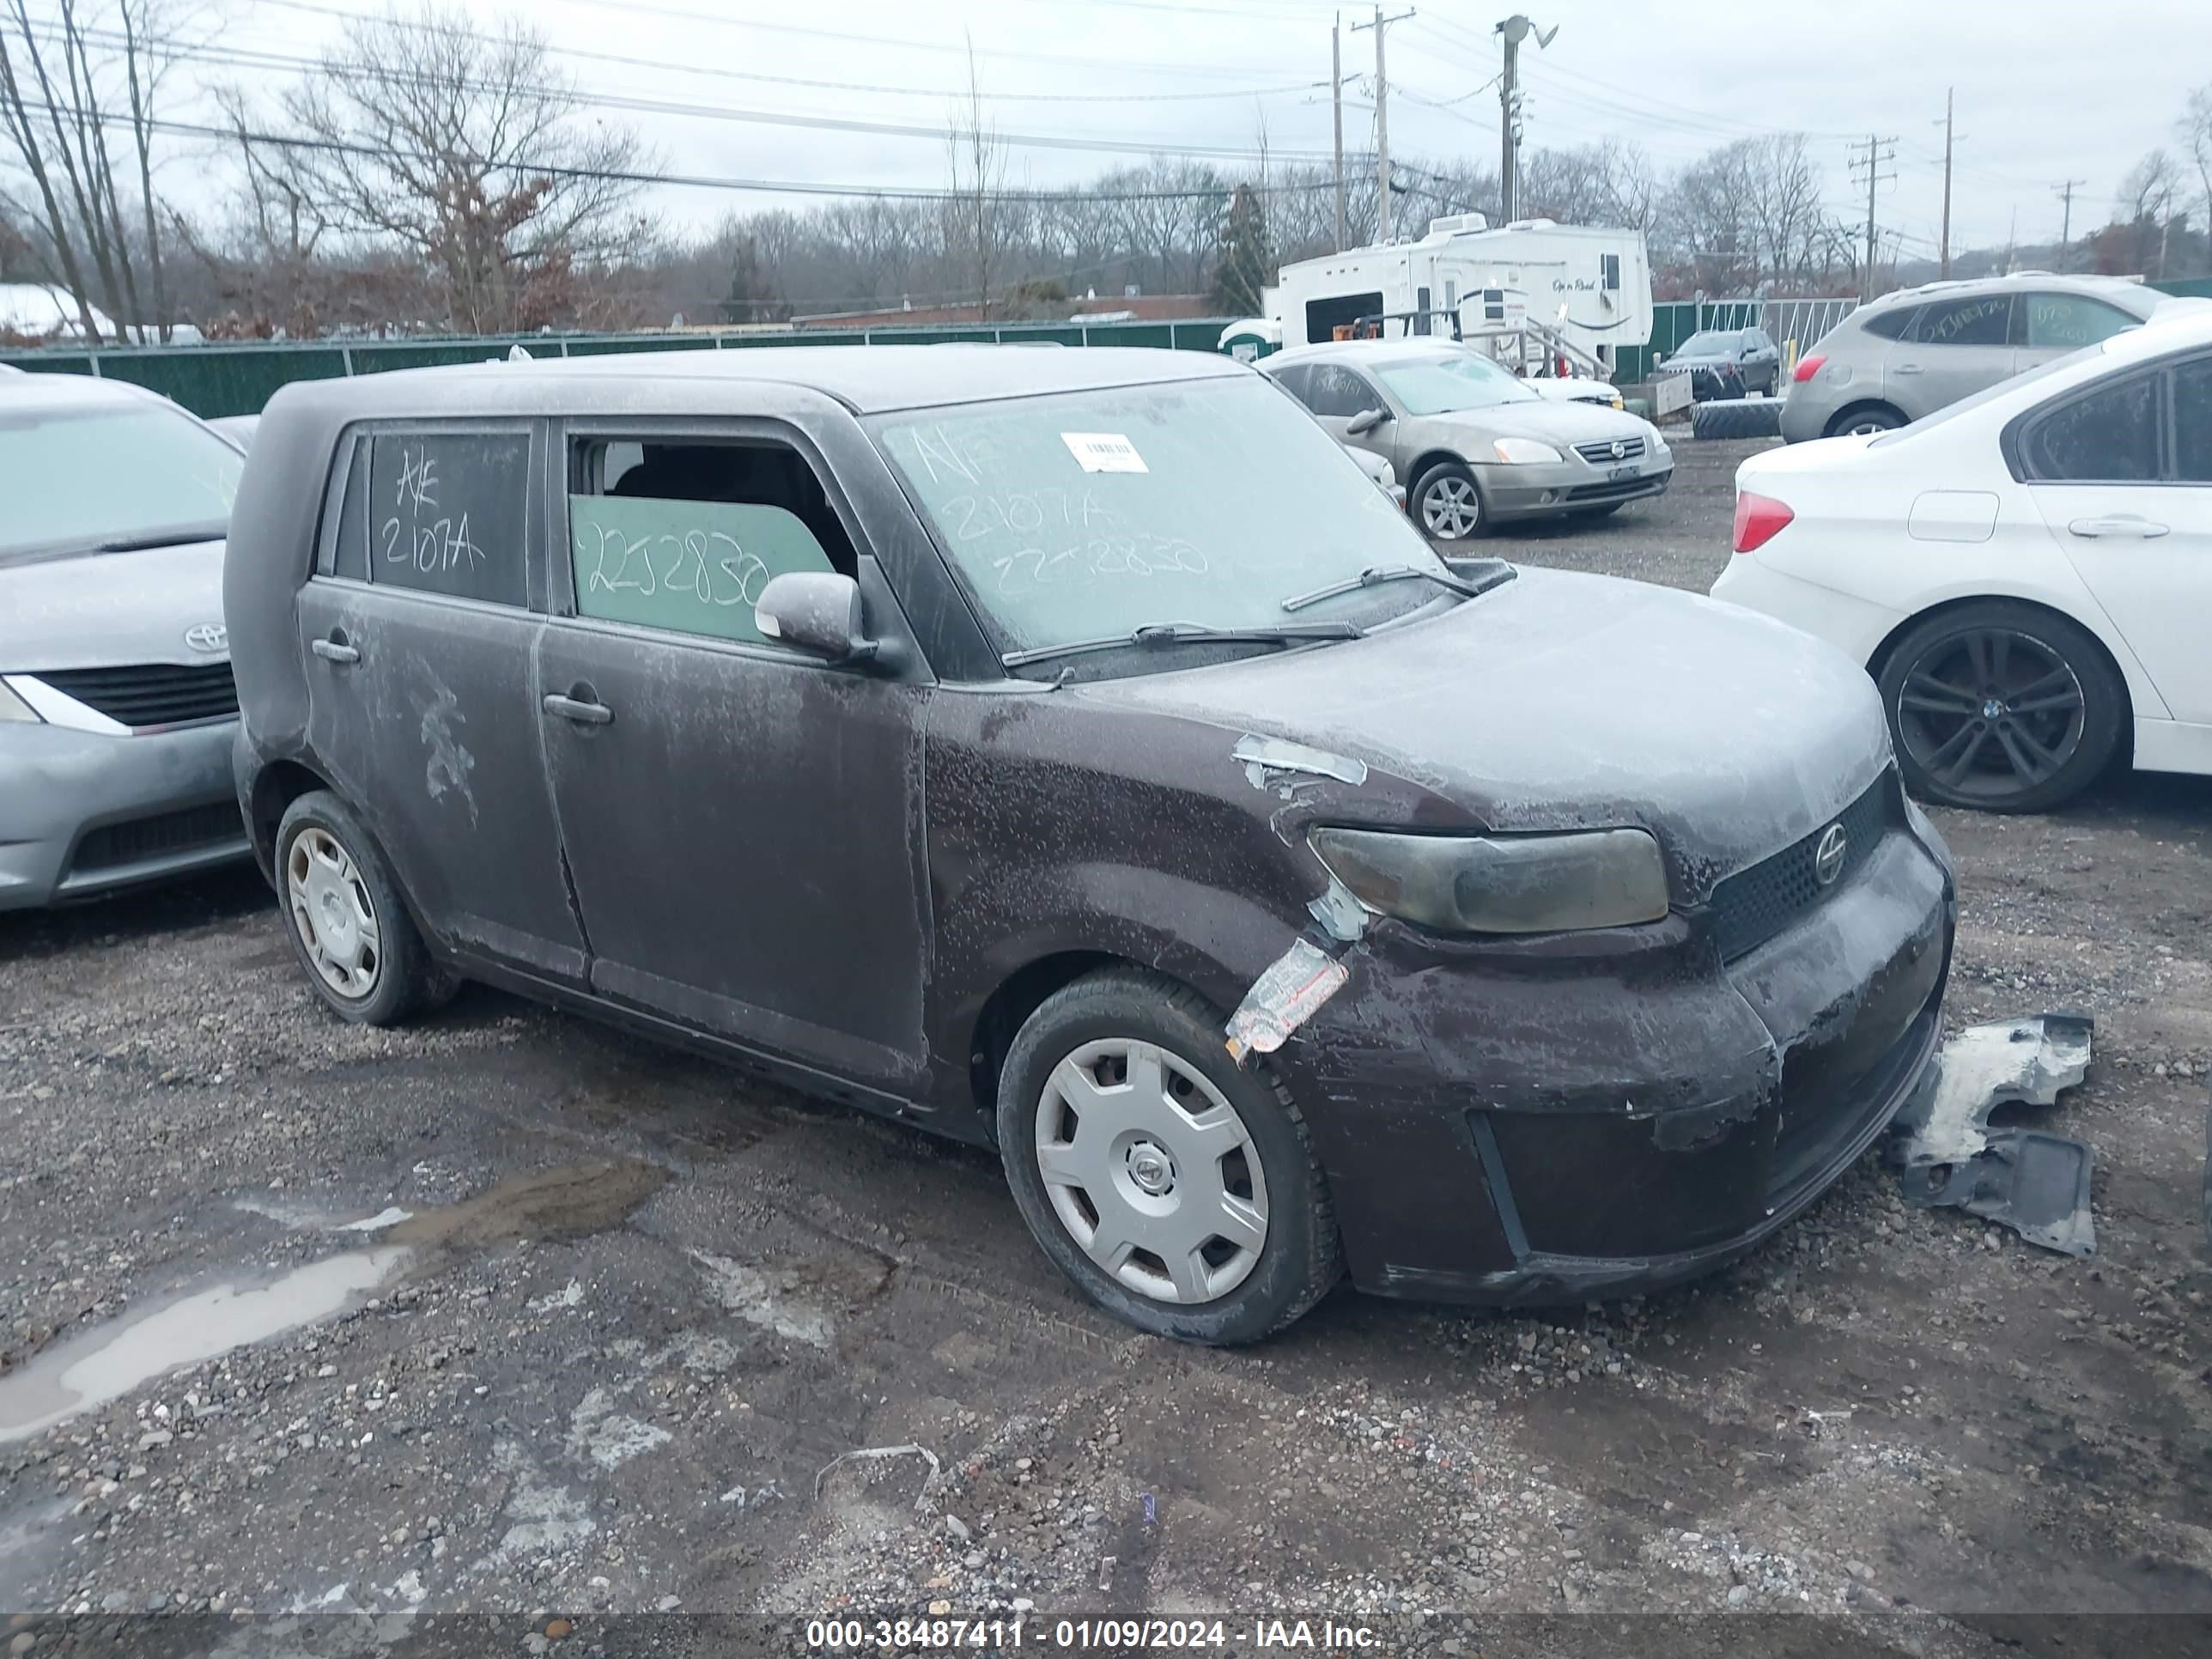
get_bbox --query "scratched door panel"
[534,621,933,1091]
[295,580,588,982]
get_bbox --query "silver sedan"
[1263,340,1672,540]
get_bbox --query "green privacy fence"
[0,319,1232,419]
[9,279,2204,417]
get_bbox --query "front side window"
[2020,375,2160,483]
[365,430,530,605]
[0,400,240,566]
[1303,365,1382,418]
[872,375,1437,663]
[2021,293,2138,351]
[1912,295,2012,347]
[1374,353,1538,415]
[565,438,847,646]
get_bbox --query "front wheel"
[997,968,1342,1344]
[1412,462,1486,542]
[1876,602,2124,813]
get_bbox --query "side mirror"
[1346,406,1391,435]
[755,571,878,665]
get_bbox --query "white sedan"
[1711,304,2211,812]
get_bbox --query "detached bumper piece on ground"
[1887,1012,2097,1255]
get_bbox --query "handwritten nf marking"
[395,445,439,513]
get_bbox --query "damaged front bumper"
[1282,779,1955,1305]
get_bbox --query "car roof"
[1262,338,1472,371]
[1859,271,2160,316]
[0,367,172,414]
[264,343,1246,420]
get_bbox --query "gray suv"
[1780,274,2161,442]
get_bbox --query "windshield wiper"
[1001,619,1363,670]
[87,524,226,555]
[1279,562,1487,614]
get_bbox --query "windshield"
[1372,353,1538,416]
[1674,331,1741,356]
[871,375,1445,665]
[0,402,240,564]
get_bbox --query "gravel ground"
[3,434,2209,1656]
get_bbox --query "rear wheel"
[1412,461,1486,542]
[1826,404,1905,438]
[1877,601,2124,813]
[276,791,453,1024]
[997,968,1341,1344]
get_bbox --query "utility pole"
[2053,178,2086,271]
[1352,8,1414,243]
[1937,88,1955,279]
[1846,134,1898,297]
[1494,14,1557,223]
[1331,17,1346,251]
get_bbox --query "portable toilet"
[1217,318,1282,362]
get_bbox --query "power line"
[1847,134,1899,293]
[2054,178,2087,270]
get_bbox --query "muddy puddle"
[0,1159,666,1444]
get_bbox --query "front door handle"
[311,632,359,665]
[1893,362,1923,374]
[542,692,613,726]
[2068,515,2170,539]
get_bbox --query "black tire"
[1409,460,1488,543]
[1690,398,1784,441]
[1876,601,2126,813]
[996,967,1343,1345]
[275,790,453,1025]
[1824,403,1905,438]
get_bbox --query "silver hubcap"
[286,827,382,1000]
[1034,1038,1270,1305]
[1421,476,1480,539]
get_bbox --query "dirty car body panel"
[227,346,1953,1316]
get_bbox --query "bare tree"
[2179,84,2212,275]
[2118,148,2182,277]
[941,39,1007,313]
[270,5,654,332]
[0,0,186,340]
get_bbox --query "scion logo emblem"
[184,623,228,653]
[1813,823,1848,887]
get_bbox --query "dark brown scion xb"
[226,346,1955,1344]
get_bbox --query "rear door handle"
[2068,515,2170,539]
[542,692,613,726]
[311,634,359,664]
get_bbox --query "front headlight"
[1491,437,1564,465]
[1310,826,1671,934]
[0,679,41,723]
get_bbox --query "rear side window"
[2019,293,2138,351]
[2020,375,2161,483]
[1911,295,2012,347]
[330,436,369,580]
[564,437,849,647]
[1302,366,1381,418]
[1859,306,1917,341]
[2174,356,2212,483]
[366,430,530,605]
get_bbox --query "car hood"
[1077,564,1892,898]
[0,538,228,672]
[1666,354,1736,369]
[1414,399,1652,445]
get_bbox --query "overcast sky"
[176,0,2203,264]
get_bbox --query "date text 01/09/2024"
[802,1617,1382,1650]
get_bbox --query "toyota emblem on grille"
[184,623,227,653]
[1813,823,1848,886]
[1609,439,1627,460]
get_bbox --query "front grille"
[1707,774,1894,963]
[1573,435,1646,464]
[1565,477,1662,502]
[70,802,245,872]
[34,662,238,728]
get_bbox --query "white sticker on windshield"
[1060,432,1148,474]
